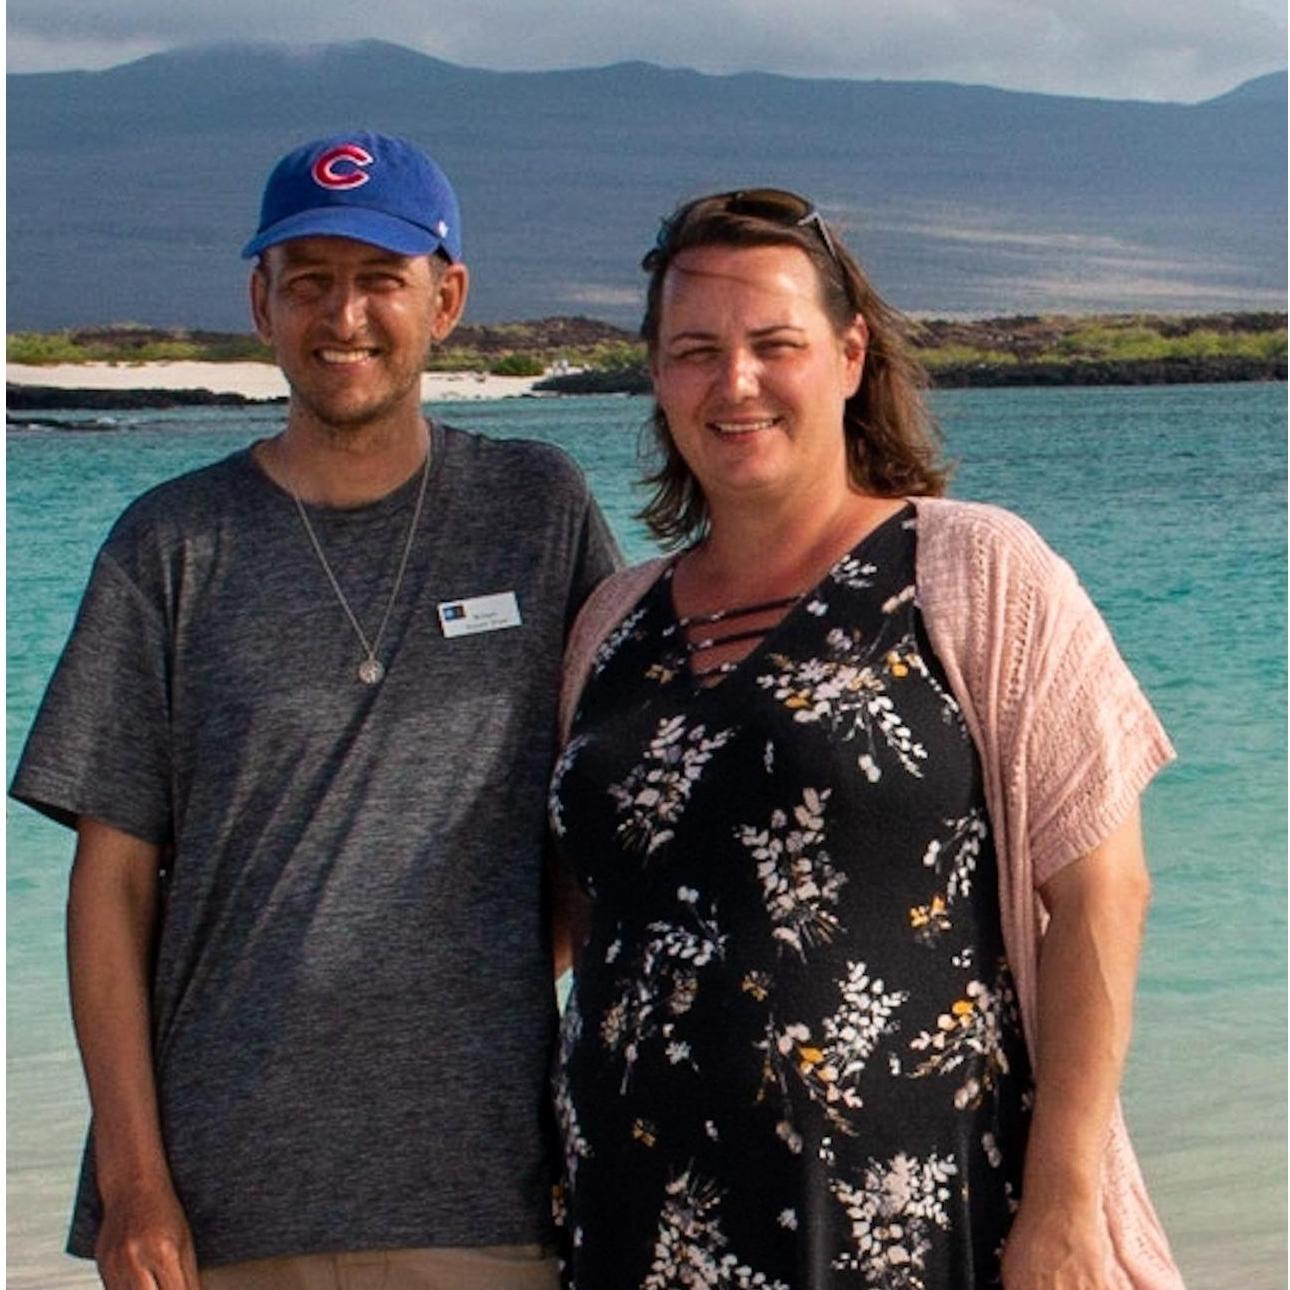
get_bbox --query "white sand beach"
[6,361,548,401]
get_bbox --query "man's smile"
[316,347,380,365]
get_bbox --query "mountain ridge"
[12,41,1283,105]
[8,42,1285,329]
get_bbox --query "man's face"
[251,236,467,434]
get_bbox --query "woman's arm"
[1001,805,1151,1289]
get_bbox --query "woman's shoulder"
[566,557,672,679]
[581,557,672,624]
[911,496,1058,563]
[909,495,1078,600]
[909,494,1094,681]
[561,556,673,742]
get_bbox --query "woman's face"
[650,242,866,514]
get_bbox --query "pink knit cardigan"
[559,497,1184,1288]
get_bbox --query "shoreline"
[9,355,1287,415]
[10,312,1285,403]
[6,361,548,404]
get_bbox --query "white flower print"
[757,960,909,1134]
[907,963,1020,1110]
[735,787,848,958]
[881,583,917,614]
[831,556,878,590]
[549,733,589,838]
[923,811,985,901]
[642,1168,791,1290]
[609,714,736,855]
[885,630,964,728]
[553,988,592,1187]
[755,628,930,779]
[775,1118,804,1155]
[908,809,988,945]
[557,512,1033,1279]
[982,1132,1003,1168]
[592,604,647,675]
[601,899,726,1092]
[668,1032,703,1070]
[830,1150,959,1285]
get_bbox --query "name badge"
[437,591,522,638]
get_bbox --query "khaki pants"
[200,1244,559,1290]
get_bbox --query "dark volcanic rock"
[533,367,652,395]
[451,316,636,354]
[929,355,1286,388]
[6,384,281,410]
[535,351,1286,395]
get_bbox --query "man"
[11,131,619,1289]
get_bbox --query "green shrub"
[1248,329,1289,361]
[200,336,275,362]
[424,348,487,372]
[488,352,547,377]
[125,341,204,363]
[587,340,647,371]
[1171,329,1287,361]
[1058,324,1167,361]
[921,345,1018,369]
[8,332,95,364]
[9,330,276,365]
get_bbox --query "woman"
[549,189,1184,1289]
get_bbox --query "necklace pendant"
[358,657,386,685]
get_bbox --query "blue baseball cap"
[242,131,462,261]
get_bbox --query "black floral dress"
[549,506,1034,1289]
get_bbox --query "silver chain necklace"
[286,447,432,685]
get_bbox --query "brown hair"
[638,194,949,547]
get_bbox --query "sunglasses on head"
[643,187,842,271]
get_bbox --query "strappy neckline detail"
[674,593,804,631]
[663,503,914,690]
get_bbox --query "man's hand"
[94,1179,200,1289]
[1001,1197,1114,1289]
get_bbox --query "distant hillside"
[5,317,638,372]
[7,42,1285,330]
[531,311,1287,391]
[8,312,1283,408]
[1206,70,1287,104]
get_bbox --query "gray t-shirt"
[11,420,620,1267]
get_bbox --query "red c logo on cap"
[312,144,374,190]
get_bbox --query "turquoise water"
[7,384,1286,1286]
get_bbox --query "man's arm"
[68,817,199,1290]
[1001,806,1151,1289]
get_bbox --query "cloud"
[6,32,169,73]
[873,208,1282,310]
[556,285,646,309]
[6,0,1285,101]
[1017,274,1288,308]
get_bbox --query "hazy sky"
[7,0,1286,101]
